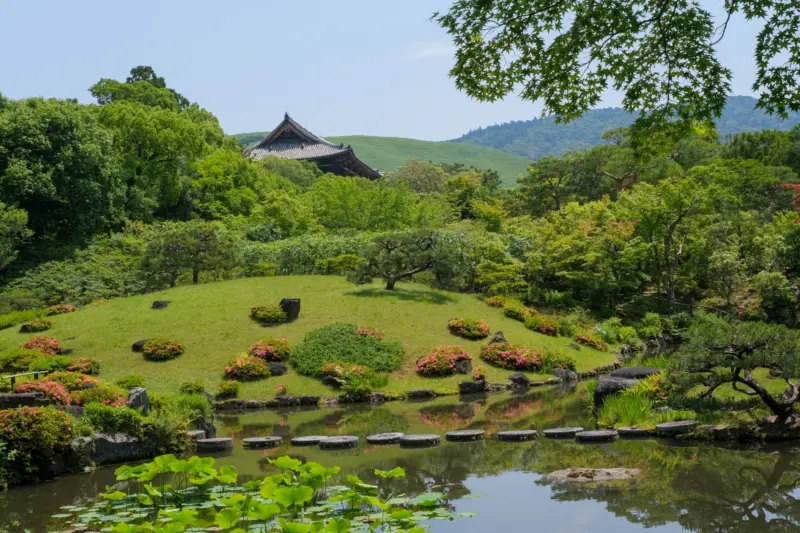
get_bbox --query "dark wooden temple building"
[244,114,381,179]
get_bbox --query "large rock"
[280,298,301,321]
[488,331,507,345]
[508,372,531,387]
[69,436,93,470]
[127,387,150,415]
[459,381,486,394]
[0,393,49,408]
[555,369,578,382]
[151,300,170,310]
[407,389,436,400]
[610,367,662,380]
[92,433,146,465]
[322,375,341,388]
[594,375,639,407]
[454,358,472,374]
[268,362,288,376]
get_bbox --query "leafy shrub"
[179,380,205,395]
[320,362,370,378]
[539,352,577,372]
[71,384,127,407]
[636,312,664,339]
[174,393,211,421]
[0,407,73,486]
[416,345,472,377]
[244,262,278,277]
[342,373,388,398]
[67,357,100,375]
[481,342,543,371]
[83,403,142,437]
[46,304,76,316]
[141,411,191,456]
[524,314,559,336]
[598,317,641,346]
[313,254,366,275]
[575,334,607,351]
[15,380,72,404]
[0,309,46,331]
[20,336,61,355]
[216,380,239,399]
[447,318,490,340]
[557,315,578,337]
[618,326,641,346]
[472,365,487,381]
[224,353,270,381]
[143,339,185,362]
[249,337,291,361]
[292,323,404,376]
[19,319,53,333]
[27,355,71,373]
[115,374,146,390]
[46,371,98,391]
[276,384,289,396]
[503,306,531,322]
[250,305,287,325]
[357,327,384,340]
[0,348,48,373]
[486,296,505,308]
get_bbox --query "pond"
[2,383,799,532]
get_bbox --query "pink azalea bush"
[575,333,607,351]
[16,380,71,405]
[143,339,185,361]
[21,337,61,355]
[66,357,100,375]
[524,314,559,336]
[481,342,543,371]
[447,318,490,340]
[249,337,291,361]
[416,345,472,377]
[503,306,532,322]
[486,297,505,308]
[276,384,288,396]
[357,327,385,340]
[225,353,270,381]
[46,371,98,392]
[472,365,487,381]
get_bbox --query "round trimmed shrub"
[0,407,73,486]
[46,371,98,392]
[27,355,71,373]
[503,306,531,322]
[250,305,287,325]
[115,374,146,390]
[20,336,61,355]
[19,318,54,333]
[216,380,240,399]
[83,403,142,436]
[15,380,71,404]
[46,304,76,316]
[291,323,404,376]
[249,337,291,361]
[416,345,472,377]
[540,352,577,372]
[143,339,185,361]
[524,314,559,336]
[481,342,543,371]
[0,348,51,373]
[225,353,270,381]
[70,384,127,407]
[486,297,505,308]
[179,380,205,395]
[447,318,490,340]
[66,357,100,375]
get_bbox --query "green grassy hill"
[0,276,615,399]
[232,133,532,187]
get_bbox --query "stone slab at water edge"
[196,438,233,452]
[618,426,652,438]
[544,468,642,483]
[543,427,584,439]
[657,420,698,436]
[367,433,404,445]
[497,430,537,442]
[399,434,441,447]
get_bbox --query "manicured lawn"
[0,276,616,399]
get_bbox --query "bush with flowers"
[447,318,490,340]
[416,345,472,377]
[216,380,239,399]
[67,357,101,375]
[481,342,543,371]
[21,336,61,355]
[472,365,487,381]
[15,380,72,404]
[357,327,385,340]
[250,305,287,325]
[503,306,531,322]
[19,318,54,333]
[0,348,52,373]
[248,337,291,361]
[143,339,185,362]
[224,353,270,381]
[524,314,559,336]
[70,384,127,407]
[486,297,506,308]
[46,304,76,316]
[276,384,289,396]
[46,371,99,392]
[575,333,607,351]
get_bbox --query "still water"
[2,383,799,532]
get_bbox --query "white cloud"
[406,41,455,60]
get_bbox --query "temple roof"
[244,114,381,179]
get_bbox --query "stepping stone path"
[497,430,537,442]
[291,436,325,446]
[618,426,651,438]
[543,427,584,439]
[196,438,233,452]
[575,430,618,443]
[446,429,485,442]
[656,420,697,436]
[186,430,205,440]
[367,433,404,445]
[399,434,441,448]
[243,436,283,449]
[319,436,359,450]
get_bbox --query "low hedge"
[447,318,490,340]
[179,380,205,395]
[481,342,544,371]
[524,314,559,336]
[83,403,142,437]
[0,309,47,331]
[503,306,531,322]
[291,323,404,376]
[46,304,76,316]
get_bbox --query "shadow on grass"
[345,287,457,305]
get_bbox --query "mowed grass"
[0,276,616,399]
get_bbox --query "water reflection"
[2,384,799,533]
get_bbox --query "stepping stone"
[575,430,618,443]
[291,436,325,446]
[446,429,485,442]
[186,430,205,440]
[367,433,404,445]
[497,430,537,442]
[196,438,233,452]
[618,426,651,438]
[656,420,697,436]
[399,434,441,448]
[243,436,283,449]
[543,427,584,439]
[319,436,359,450]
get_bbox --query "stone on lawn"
[508,372,531,387]
[151,300,170,310]
[131,339,154,353]
[459,381,485,394]
[127,387,150,415]
[555,369,578,382]
[280,298,301,321]
[268,362,288,376]
[488,331,507,345]
[454,358,472,374]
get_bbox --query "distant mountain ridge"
[452,96,800,160]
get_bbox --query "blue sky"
[1,0,762,141]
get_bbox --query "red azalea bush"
[320,362,369,378]
[357,327,385,341]
[416,345,472,377]
[15,380,71,404]
[21,337,61,355]
[481,342,543,371]
[66,357,100,375]
[70,384,127,407]
[249,337,291,361]
[225,354,270,381]
[0,407,73,486]
[46,304,76,316]
[575,333,607,351]
[447,318,490,340]
[472,365,487,381]
[503,306,531,322]
[143,339,185,361]
[524,314,559,336]
[46,371,98,392]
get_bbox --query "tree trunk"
[385,277,396,290]
[192,266,200,285]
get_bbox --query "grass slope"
[0,276,615,399]
[232,133,532,187]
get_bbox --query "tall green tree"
[0,202,32,271]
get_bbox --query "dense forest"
[455,96,800,160]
